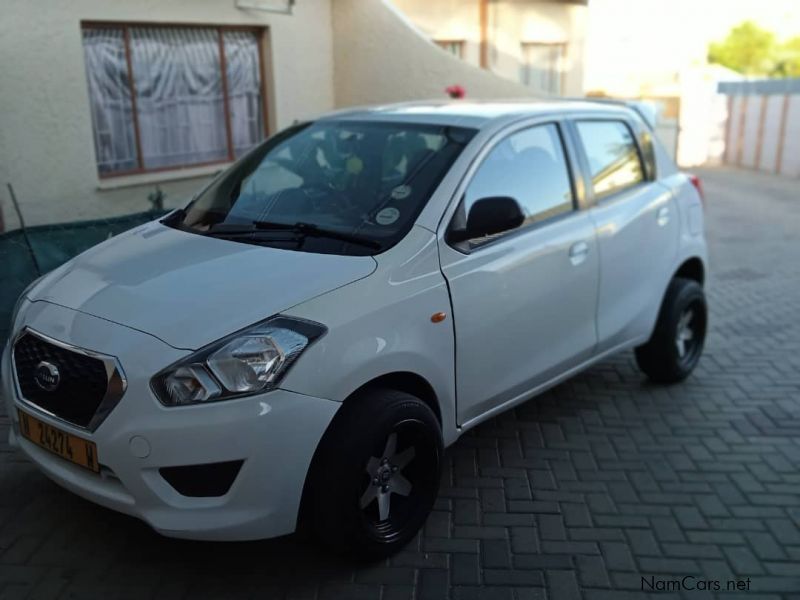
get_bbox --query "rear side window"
[459,123,574,245]
[576,120,644,199]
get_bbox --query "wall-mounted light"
[235,0,295,15]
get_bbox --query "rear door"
[570,117,680,351]
[438,121,600,426]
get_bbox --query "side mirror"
[449,196,525,243]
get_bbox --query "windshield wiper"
[207,221,381,250]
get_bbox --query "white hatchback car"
[3,101,707,556]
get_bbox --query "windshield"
[169,120,477,255]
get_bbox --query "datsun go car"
[3,101,708,556]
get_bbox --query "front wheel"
[305,388,442,558]
[635,277,707,383]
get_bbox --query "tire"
[635,277,707,384]
[305,388,443,558]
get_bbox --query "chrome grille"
[12,329,126,430]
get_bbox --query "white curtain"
[224,31,265,158]
[131,27,228,170]
[82,29,138,174]
[82,26,266,174]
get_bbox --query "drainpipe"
[479,0,490,69]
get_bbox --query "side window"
[459,123,574,245]
[575,120,644,199]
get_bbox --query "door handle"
[569,241,589,266]
[657,206,670,226]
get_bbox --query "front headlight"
[151,316,326,407]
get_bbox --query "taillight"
[687,173,704,203]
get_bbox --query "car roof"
[318,99,635,129]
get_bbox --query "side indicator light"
[430,312,447,323]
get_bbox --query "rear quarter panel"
[659,171,709,281]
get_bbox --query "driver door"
[439,122,599,426]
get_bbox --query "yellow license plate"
[17,409,100,473]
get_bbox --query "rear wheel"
[306,388,442,558]
[635,277,707,383]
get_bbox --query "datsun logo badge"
[34,361,60,392]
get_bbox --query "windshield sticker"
[346,156,364,174]
[375,207,400,226]
[390,185,412,200]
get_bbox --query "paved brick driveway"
[1,167,799,599]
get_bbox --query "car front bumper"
[2,300,339,541]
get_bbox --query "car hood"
[27,221,377,350]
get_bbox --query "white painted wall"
[721,91,800,178]
[740,98,762,170]
[759,96,785,173]
[780,96,800,177]
[0,0,335,227]
[725,96,744,165]
[675,68,730,167]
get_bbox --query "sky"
[584,0,800,93]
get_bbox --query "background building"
[393,0,588,96]
[3,0,584,229]
[581,0,800,166]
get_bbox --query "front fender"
[278,227,459,446]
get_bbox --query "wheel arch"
[296,370,443,533]
[642,255,706,345]
[344,371,442,427]
[673,256,705,286]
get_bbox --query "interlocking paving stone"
[575,555,610,588]
[1,166,799,598]
[482,539,513,570]
[451,554,480,585]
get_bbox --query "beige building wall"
[0,0,543,228]
[388,0,483,66]
[332,0,536,107]
[390,0,587,96]
[0,0,335,227]
[493,0,586,97]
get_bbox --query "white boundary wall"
[720,79,800,178]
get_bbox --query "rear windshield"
[169,120,477,255]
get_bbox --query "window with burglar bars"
[82,24,268,177]
[435,39,465,59]
[521,42,566,95]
